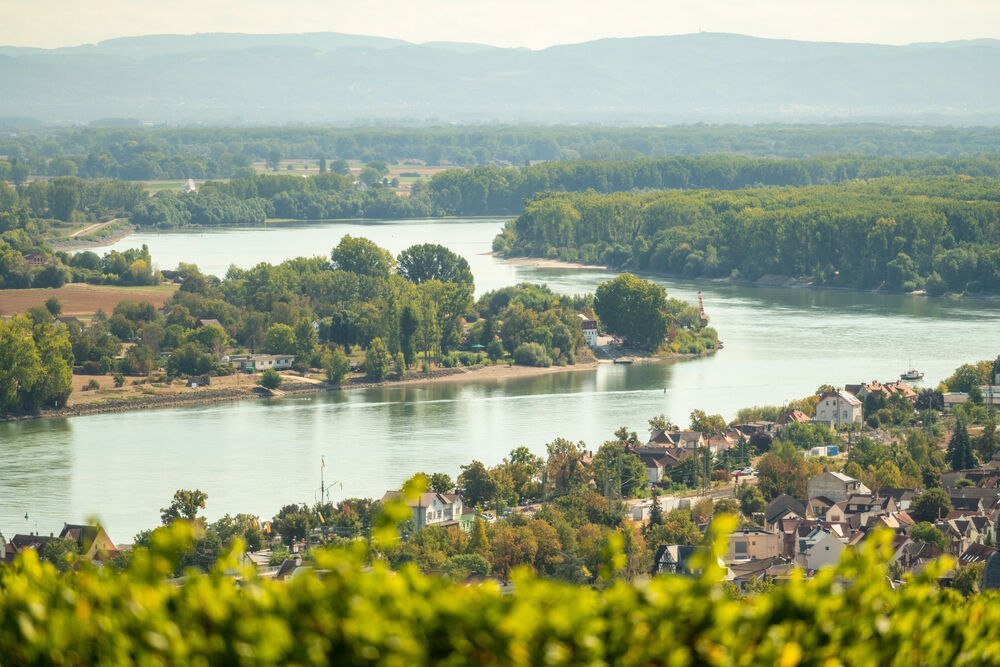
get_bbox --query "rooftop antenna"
[318,455,341,504]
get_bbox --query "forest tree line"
[6,154,1000,232]
[83,152,1000,226]
[4,124,1000,181]
[494,176,1000,295]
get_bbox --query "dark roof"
[729,556,790,579]
[652,544,699,576]
[9,534,54,551]
[949,487,1000,499]
[58,524,102,551]
[764,494,806,524]
[951,497,986,512]
[902,541,944,561]
[845,494,894,511]
[881,488,918,502]
[275,558,300,579]
[647,429,680,446]
[776,410,810,426]
[959,543,997,565]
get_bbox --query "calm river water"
[2,217,999,540]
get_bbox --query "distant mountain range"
[1,32,998,125]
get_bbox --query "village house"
[705,430,740,455]
[22,251,48,267]
[807,471,871,504]
[3,523,118,564]
[645,428,706,450]
[795,526,847,571]
[844,493,896,517]
[577,313,598,347]
[5,533,53,562]
[813,390,863,427]
[935,517,982,556]
[732,421,775,438]
[942,468,1000,488]
[725,528,781,563]
[638,454,667,484]
[652,544,699,576]
[958,543,997,568]
[880,488,917,511]
[864,511,915,534]
[845,380,918,403]
[780,519,852,560]
[727,556,794,591]
[805,496,836,519]
[776,410,811,428]
[763,494,806,532]
[892,539,945,574]
[380,491,467,530]
[634,446,695,484]
[58,523,118,560]
[229,353,294,372]
[946,486,1000,516]
[646,428,681,447]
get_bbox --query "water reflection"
[12,217,1000,539]
[0,418,75,534]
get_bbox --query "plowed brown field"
[0,283,177,318]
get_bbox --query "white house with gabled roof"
[814,390,863,427]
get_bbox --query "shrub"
[364,337,391,381]
[486,339,505,361]
[0,521,995,665]
[259,369,282,390]
[513,342,551,367]
[83,379,100,391]
[81,360,103,375]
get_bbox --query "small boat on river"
[900,368,924,381]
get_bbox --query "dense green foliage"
[433,153,1000,216]
[258,368,282,390]
[6,124,1000,180]
[0,178,156,289]
[473,283,588,366]
[498,176,1000,293]
[0,177,145,223]
[2,518,998,665]
[0,314,73,415]
[131,171,433,227]
[131,153,1000,226]
[594,273,668,351]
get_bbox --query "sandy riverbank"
[388,359,600,386]
[13,358,606,422]
[49,224,134,251]
[495,254,609,270]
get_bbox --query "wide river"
[3,217,999,541]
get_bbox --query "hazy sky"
[3,0,998,49]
